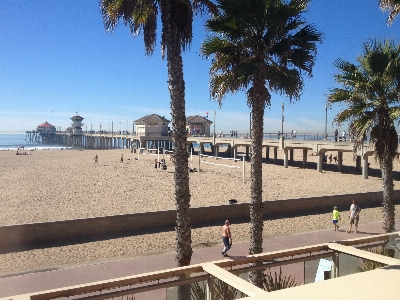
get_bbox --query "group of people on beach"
[221,199,361,257]
[323,153,338,164]
[308,152,337,164]
[154,158,167,170]
[16,151,30,155]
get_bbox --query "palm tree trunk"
[248,89,265,288]
[381,156,395,232]
[161,1,191,298]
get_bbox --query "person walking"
[332,206,340,231]
[94,155,98,166]
[342,131,347,142]
[120,154,124,163]
[348,200,361,233]
[221,220,232,257]
[154,159,158,170]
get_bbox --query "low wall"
[1,191,398,250]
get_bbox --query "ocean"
[0,133,70,151]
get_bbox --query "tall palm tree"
[328,39,400,233]
[201,0,322,287]
[100,0,216,273]
[379,0,400,24]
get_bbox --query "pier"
[54,132,376,179]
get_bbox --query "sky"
[0,1,399,135]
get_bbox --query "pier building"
[26,121,57,143]
[134,114,170,137]
[186,115,213,136]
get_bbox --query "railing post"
[242,156,245,183]
[206,276,214,300]
[198,152,201,172]
[331,252,339,278]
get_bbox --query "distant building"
[36,121,56,133]
[134,114,170,137]
[35,121,57,143]
[186,115,213,136]
[70,114,84,134]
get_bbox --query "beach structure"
[186,115,213,136]
[132,114,172,151]
[53,130,377,179]
[134,114,170,137]
[59,114,85,147]
[26,121,57,143]
[25,131,40,143]
[69,115,84,134]
[36,121,56,134]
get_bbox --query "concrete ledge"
[0,191,398,250]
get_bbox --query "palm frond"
[379,0,400,24]
[100,0,158,55]
[329,39,400,166]
[201,0,322,105]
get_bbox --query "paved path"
[1,219,399,299]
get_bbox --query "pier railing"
[9,232,400,300]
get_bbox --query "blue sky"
[0,1,399,134]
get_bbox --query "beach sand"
[0,147,399,274]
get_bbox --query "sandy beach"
[0,147,399,274]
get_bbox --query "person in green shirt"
[332,206,340,231]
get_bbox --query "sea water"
[0,133,70,151]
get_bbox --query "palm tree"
[201,0,322,287]
[100,0,216,273]
[328,39,400,233]
[379,0,400,24]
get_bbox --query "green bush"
[263,267,300,292]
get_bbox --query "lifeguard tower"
[69,114,84,147]
[70,114,84,134]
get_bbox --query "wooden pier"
[55,132,376,179]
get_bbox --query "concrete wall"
[1,191,398,250]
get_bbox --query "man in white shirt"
[348,200,361,233]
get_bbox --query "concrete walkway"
[1,219,399,299]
